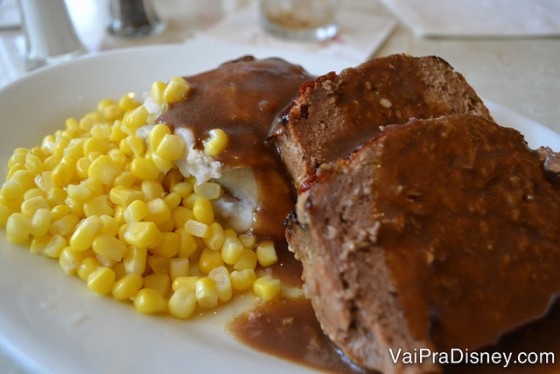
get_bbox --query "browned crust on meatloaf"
[270,54,492,190]
[288,114,560,373]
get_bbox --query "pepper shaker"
[107,0,166,38]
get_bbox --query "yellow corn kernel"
[112,261,126,280]
[161,168,182,189]
[65,197,84,217]
[109,121,127,143]
[6,164,26,181]
[90,123,112,139]
[147,255,170,275]
[51,161,74,187]
[253,275,281,301]
[150,153,175,174]
[163,76,191,104]
[75,157,91,180]
[208,266,232,303]
[109,186,143,207]
[239,233,256,249]
[88,155,120,186]
[108,148,127,169]
[6,213,31,244]
[124,199,148,223]
[92,234,127,262]
[66,184,92,201]
[184,219,210,239]
[123,105,148,130]
[168,286,197,319]
[125,135,146,157]
[203,129,229,156]
[151,81,167,104]
[83,137,110,156]
[102,105,123,123]
[30,208,52,237]
[198,248,224,274]
[233,249,257,271]
[158,218,174,233]
[171,181,193,198]
[96,253,116,268]
[182,193,199,209]
[118,93,141,111]
[155,134,185,161]
[58,246,84,275]
[69,216,103,252]
[8,148,28,168]
[99,215,119,236]
[163,192,181,211]
[193,182,221,200]
[64,140,85,162]
[46,187,66,207]
[134,288,168,314]
[171,206,194,229]
[30,235,50,254]
[230,269,257,291]
[1,180,24,201]
[77,256,101,281]
[256,240,278,267]
[123,247,147,275]
[150,231,179,257]
[119,137,133,156]
[0,205,9,227]
[64,117,80,133]
[83,195,113,217]
[177,228,198,258]
[43,235,68,258]
[112,274,143,300]
[97,98,116,113]
[148,124,171,151]
[144,273,170,296]
[195,277,218,309]
[24,153,44,175]
[169,257,189,279]
[49,213,80,236]
[130,157,159,181]
[203,222,225,251]
[221,236,244,265]
[10,170,35,191]
[114,205,126,225]
[114,171,139,188]
[145,198,171,226]
[192,196,213,224]
[141,180,163,200]
[21,195,49,217]
[87,267,116,295]
[123,221,162,248]
[172,276,199,292]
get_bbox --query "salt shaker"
[19,0,86,71]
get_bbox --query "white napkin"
[0,0,21,30]
[381,0,560,38]
[197,2,397,63]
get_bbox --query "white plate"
[0,40,559,374]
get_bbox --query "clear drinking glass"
[107,0,166,38]
[19,0,86,71]
[259,0,340,41]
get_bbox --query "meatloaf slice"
[270,54,492,190]
[287,114,560,373]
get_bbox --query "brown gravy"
[158,56,313,240]
[229,245,560,374]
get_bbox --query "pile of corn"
[0,76,282,319]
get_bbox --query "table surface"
[0,0,559,372]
